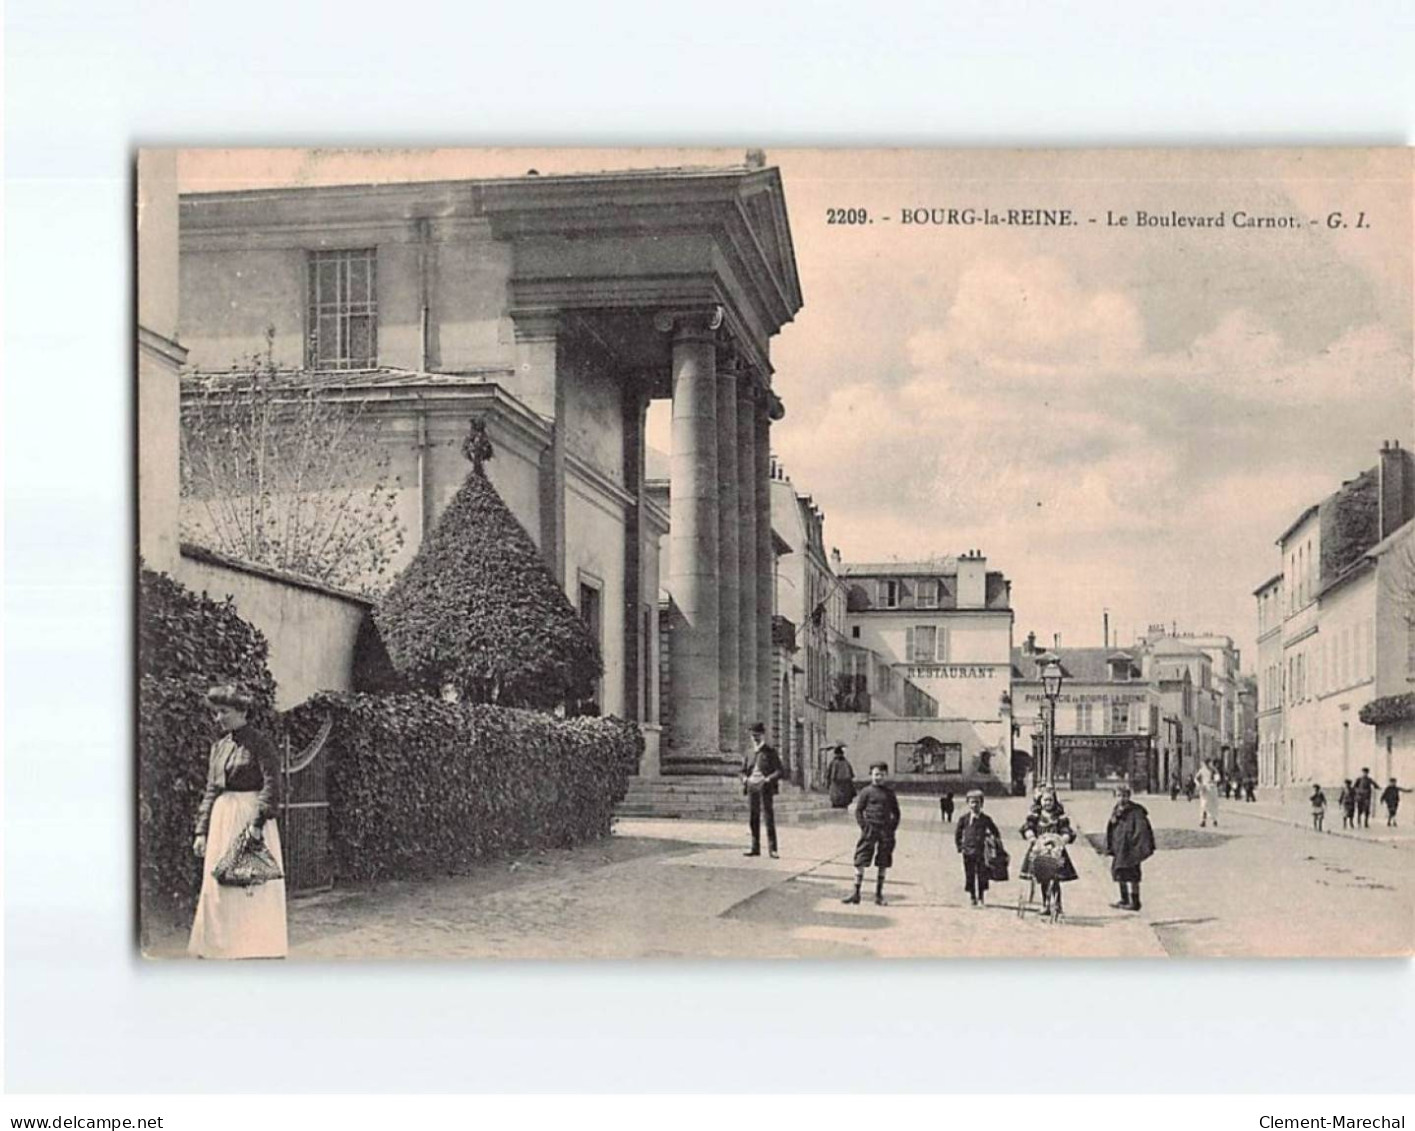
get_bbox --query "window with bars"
[307,249,378,370]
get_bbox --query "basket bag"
[213,826,284,887]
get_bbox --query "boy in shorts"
[843,762,902,906]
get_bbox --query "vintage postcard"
[137,147,1414,959]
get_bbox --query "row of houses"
[1253,442,1415,801]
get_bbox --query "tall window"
[578,579,602,715]
[909,625,938,663]
[1076,703,1094,734]
[307,249,377,369]
[916,579,939,608]
[879,579,900,608]
[1109,702,1130,734]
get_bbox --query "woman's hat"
[206,683,255,710]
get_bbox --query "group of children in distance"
[838,761,1156,912]
[1310,770,1407,832]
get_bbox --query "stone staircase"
[616,775,841,823]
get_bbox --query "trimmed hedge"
[373,426,601,708]
[1360,693,1415,726]
[285,692,642,882]
[137,565,279,933]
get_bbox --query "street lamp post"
[1041,659,1064,787]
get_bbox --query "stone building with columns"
[175,161,803,771]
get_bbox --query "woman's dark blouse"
[194,724,282,836]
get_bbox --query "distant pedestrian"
[1245,777,1257,803]
[1183,775,1196,802]
[1195,760,1220,828]
[939,790,955,823]
[955,790,1002,907]
[1310,784,1327,832]
[1380,778,1409,827]
[1104,783,1156,912]
[843,762,901,906]
[1221,776,1233,801]
[1353,768,1377,828]
[1339,780,1357,829]
[825,744,857,809]
[1169,776,1181,802]
[740,722,782,858]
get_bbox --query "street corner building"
[162,158,804,770]
[829,556,1016,794]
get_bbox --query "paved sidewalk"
[1196,796,1415,850]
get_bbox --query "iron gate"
[281,717,333,895]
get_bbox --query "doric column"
[664,310,722,761]
[511,309,565,582]
[715,356,741,751]
[736,380,758,737]
[754,402,775,734]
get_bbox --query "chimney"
[1104,609,1110,649]
[1380,438,1415,538]
[1053,632,1061,651]
[957,550,986,609]
[1025,630,1037,654]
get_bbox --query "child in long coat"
[1104,784,1156,912]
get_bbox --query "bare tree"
[179,330,406,595]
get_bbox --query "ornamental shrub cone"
[373,423,602,709]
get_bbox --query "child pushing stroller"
[1018,791,1078,920]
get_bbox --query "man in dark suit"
[741,722,783,858]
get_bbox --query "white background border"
[6,0,1415,1094]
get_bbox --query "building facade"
[175,162,804,770]
[1255,441,1415,800]
[1254,572,1285,789]
[769,461,847,791]
[1013,640,1162,792]
[1365,519,1415,782]
[831,554,1012,792]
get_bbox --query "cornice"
[138,325,188,367]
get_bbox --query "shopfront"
[1033,733,1155,792]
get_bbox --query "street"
[219,792,1415,960]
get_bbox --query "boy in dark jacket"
[844,762,902,906]
[1380,778,1408,827]
[955,790,1002,907]
[1339,780,1356,829]
[1104,784,1156,911]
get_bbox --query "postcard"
[137,147,1414,958]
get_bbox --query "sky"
[176,148,1414,669]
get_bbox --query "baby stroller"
[1017,831,1071,923]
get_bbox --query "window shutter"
[905,627,915,662]
[935,627,947,662]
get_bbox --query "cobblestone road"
[149,791,1413,959]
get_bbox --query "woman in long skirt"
[189,684,288,959]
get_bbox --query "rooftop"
[1012,646,1142,684]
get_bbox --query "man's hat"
[749,722,766,736]
[965,789,984,801]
